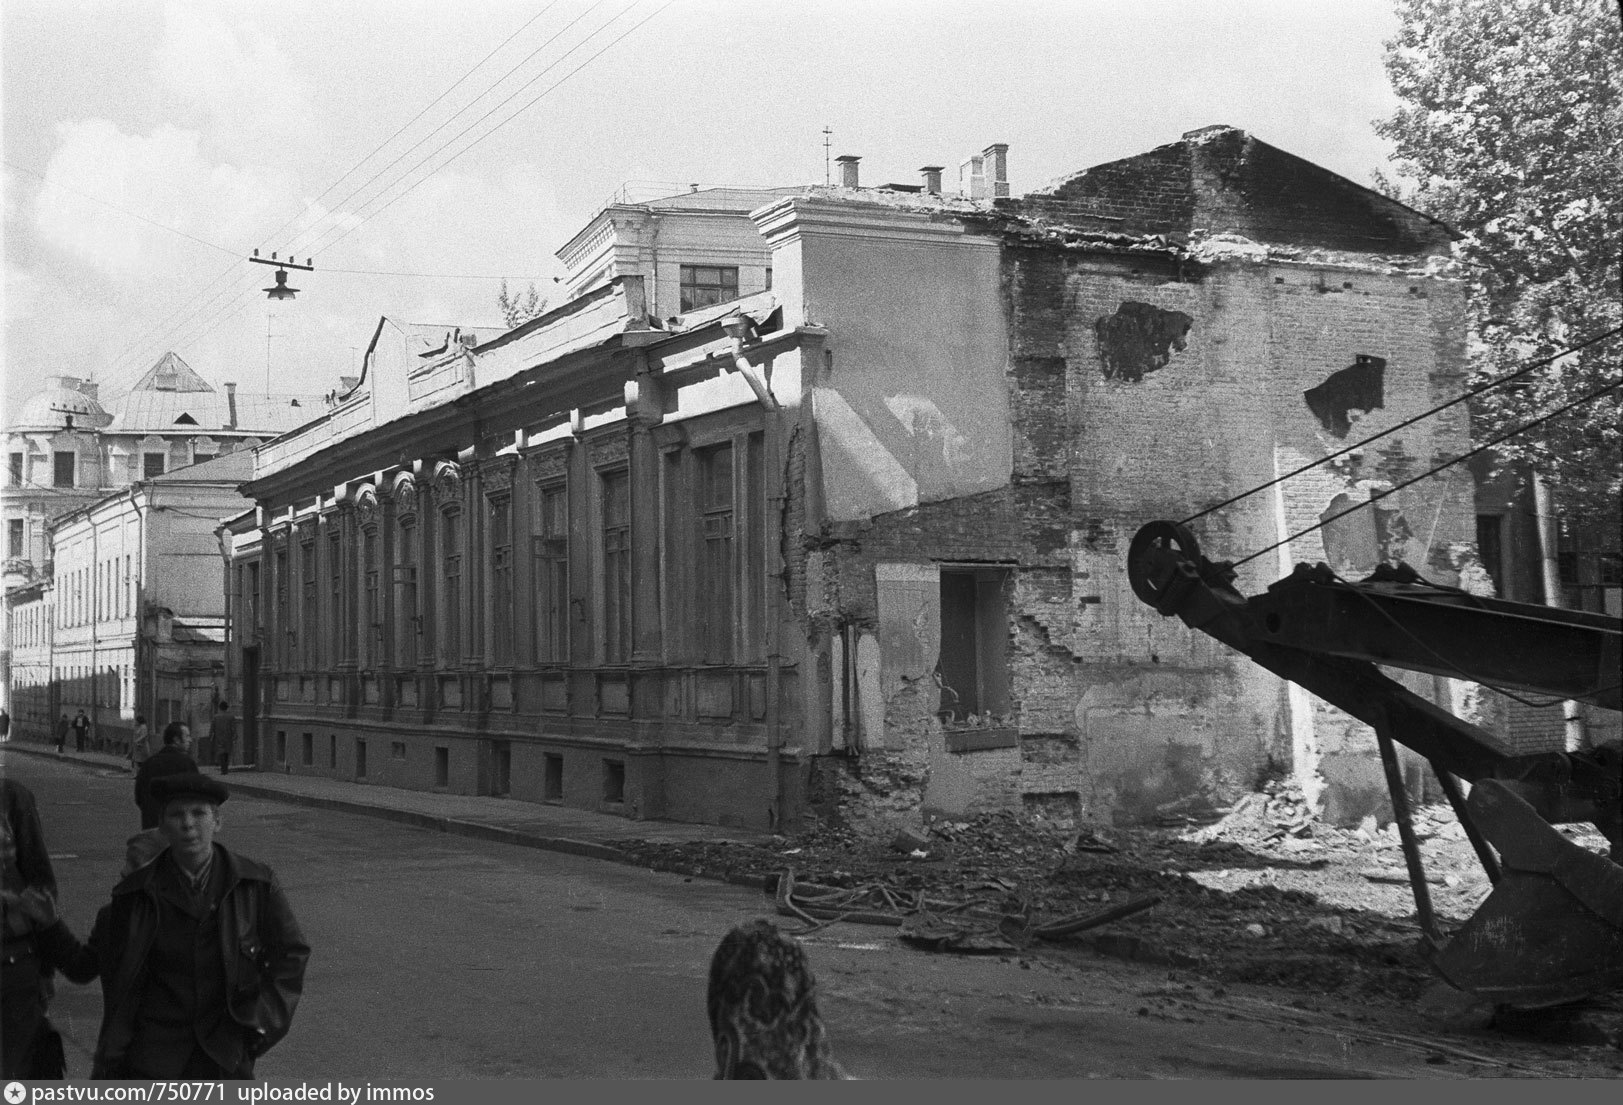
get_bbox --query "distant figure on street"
[134,723,196,831]
[71,710,90,753]
[30,773,311,1079]
[706,919,847,1079]
[211,702,237,775]
[0,707,11,742]
[54,714,69,754]
[2,778,66,1078]
[129,715,151,773]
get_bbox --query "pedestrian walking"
[133,723,196,830]
[2,778,66,1078]
[54,714,69,754]
[706,919,848,1079]
[71,711,90,753]
[210,702,237,775]
[30,773,310,1079]
[0,707,11,742]
[129,715,151,774]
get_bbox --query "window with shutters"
[300,539,317,668]
[697,444,734,662]
[489,495,513,666]
[601,469,631,663]
[441,510,463,664]
[532,482,569,663]
[363,528,380,666]
[396,519,418,666]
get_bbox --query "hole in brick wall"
[1094,301,1194,382]
[1304,354,1386,437]
[1275,276,1285,284]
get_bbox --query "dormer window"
[679,265,738,312]
[155,370,178,391]
[174,412,198,425]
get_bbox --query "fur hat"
[150,772,229,808]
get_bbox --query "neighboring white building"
[6,451,258,747]
[2,351,325,719]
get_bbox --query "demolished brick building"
[227,126,1483,834]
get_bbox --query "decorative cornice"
[355,485,380,526]
[432,459,463,502]
[587,432,629,470]
[481,456,518,495]
[529,447,569,484]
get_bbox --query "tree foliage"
[1375,0,1621,514]
[497,279,547,329]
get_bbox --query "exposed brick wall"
[808,234,1473,831]
[1029,128,1456,255]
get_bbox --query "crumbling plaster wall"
[806,237,1473,833]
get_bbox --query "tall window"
[124,555,132,616]
[8,519,22,559]
[441,511,463,664]
[8,452,22,486]
[300,539,317,668]
[489,496,513,666]
[327,530,344,663]
[53,452,75,488]
[245,561,261,641]
[601,469,631,662]
[143,453,166,478]
[363,528,380,666]
[532,483,568,662]
[679,265,738,312]
[698,444,735,662]
[274,548,289,665]
[397,520,418,666]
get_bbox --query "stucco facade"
[219,128,1535,835]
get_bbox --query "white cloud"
[32,118,285,279]
[154,1,318,152]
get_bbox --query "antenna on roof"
[822,126,833,186]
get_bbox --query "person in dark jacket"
[30,773,309,1079]
[71,711,90,752]
[133,722,196,830]
[54,714,69,754]
[2,779,65,1078]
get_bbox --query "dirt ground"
[611,779,1623,1061]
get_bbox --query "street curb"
[4,743,740,890]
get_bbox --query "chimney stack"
[224,382,238,430]
[920,165,944,195]
[835,154,861,188]
[983,143,1009,198]
[960,153,986,199]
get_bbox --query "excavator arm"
[1128,520,1623,1008]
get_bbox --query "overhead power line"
[1180,325,1623,527]
[1230,375,1623,571]
[90,2,587,396]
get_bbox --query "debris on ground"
[609,797,1620,1028]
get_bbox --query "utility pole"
[266,314,277,395]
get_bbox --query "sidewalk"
[1,740,778,884]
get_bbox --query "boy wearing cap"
[30,773,310,1079]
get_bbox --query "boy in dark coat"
[30,773,309,1079]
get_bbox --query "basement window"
[936,567,1013,726]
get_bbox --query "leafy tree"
[1374,0,1621,515]
[497,279,547,329]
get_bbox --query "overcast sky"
[2,0,1408,420]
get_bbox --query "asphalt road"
[7,750,1596,1079]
